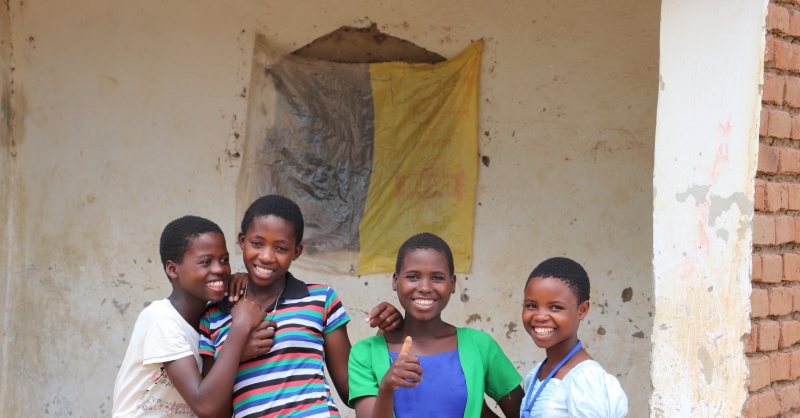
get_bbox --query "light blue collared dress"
[521,360,628,418]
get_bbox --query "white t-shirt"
[112,299,202,417]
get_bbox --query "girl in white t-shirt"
[112,216,269,418]
[520,257,628,418]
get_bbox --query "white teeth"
[255,266,274,275]
[207,280,223,290]
[413,299,434,306]
[534,327,555,335]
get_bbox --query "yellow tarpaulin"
[358,41,482,274]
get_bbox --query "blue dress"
[388,349,468,417]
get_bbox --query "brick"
[752,288,770,318]
[758,388,781,418]
[767,34,777,66]
[765,182,789,212]
[789,184,800,210]
[770,286,794,316]
[759,320,781,351]
[769,110,792,139]
[764,73,785,105]
[779,147,800,174]
[754,216,777,247]
[792,348,800,379]
[763,253,783,283]
[747,324,760,354]
[775,38,796,71]
[787,76,800,108]
[796,218,800,245]
[756,180,767,212]
[786,254,800,281]
[772,352,792,382]
[762,108,770,138]
[791,43,800,72]
[793,287,800,311]
[792,114,800,140]
[759,144,780,174]
[754,254,763,282]
[791,10,800,37]
[750,355,772,391]
[776,381,800,413]
[744,394,758,418]
[776,216,796,244]
[781,320,800,347]
[769,3,791,34]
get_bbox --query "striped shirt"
[199,272,350,417]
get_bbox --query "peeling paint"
[697,345,714,385]
[651,0,761,415]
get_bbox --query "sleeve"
[322,286,350,334]
[563,365,629,418]
[347,339,379,408]
[142,316,195,365]
[481,333,524,401]
[198,309,217,358]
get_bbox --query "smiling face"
[393,248,456,322]
[522,276,589,351]
[166,232,230,302]
[238,215,303,291]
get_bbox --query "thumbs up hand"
[381,336,423,391]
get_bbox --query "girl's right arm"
[163,297,266,418]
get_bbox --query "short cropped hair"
[526,257,591,305]
[395,232,455,276]
[159,216,224,280]
[240,195,304,245]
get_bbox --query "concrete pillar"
[651,0,767,416]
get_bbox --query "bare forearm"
[370,386,397,418]
[190,325,249,416]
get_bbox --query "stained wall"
[651,0,767,416]
[0,1,659,416]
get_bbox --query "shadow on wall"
[292,23,446,64]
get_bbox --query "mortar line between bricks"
[762,90,800,113]
[772,0,800,12]
[762,103,800,115]
[765,67,800,80]
[753,244,800,253]
[756,173,800,183]
[759,139,800,151]
[751,311,800,322]
[752,282,800,289]
[748,380,800,397]
[753,210,800,216]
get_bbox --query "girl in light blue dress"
[520,257,628,418]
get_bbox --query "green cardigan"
[348,327,523,417]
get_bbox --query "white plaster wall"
[0,0,659,416]
[650,0,766,416]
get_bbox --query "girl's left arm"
[323,325,352,403]
[496,386,524,417]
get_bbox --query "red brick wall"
[746,3,800,417]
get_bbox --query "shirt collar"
[217,271,308,314]
[281,271,310,300]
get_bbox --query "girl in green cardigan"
[348,233,524,418]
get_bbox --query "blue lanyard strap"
[521,340,583,417]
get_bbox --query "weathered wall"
[745,2,800,416]
[651,0,766,416]
[0,0,659,416]
[0,0,14,410]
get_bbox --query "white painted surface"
[650,0,766,416]
[0,1,658,416]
